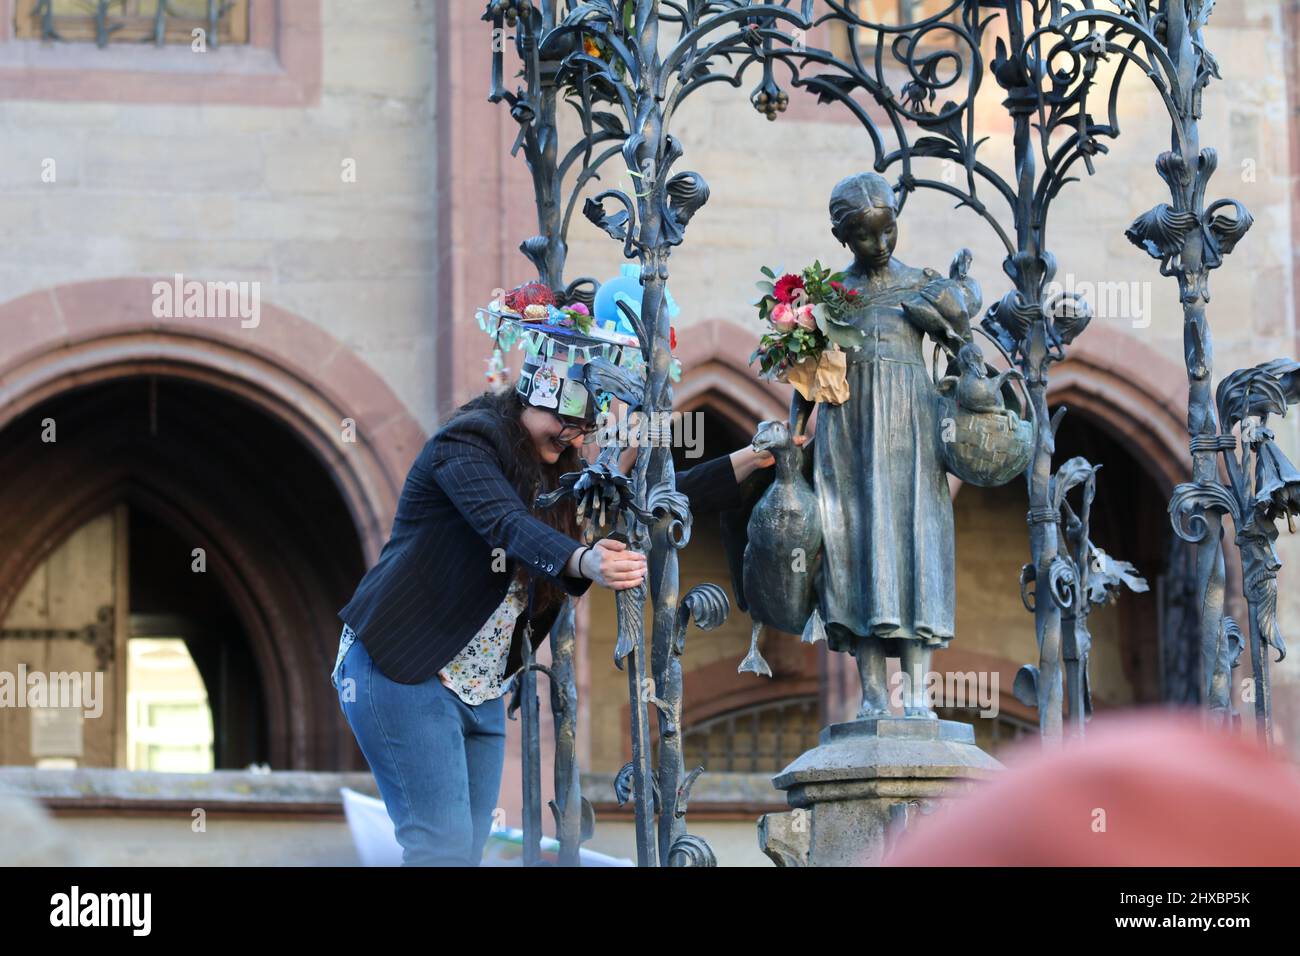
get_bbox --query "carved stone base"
[758,716,1002,867]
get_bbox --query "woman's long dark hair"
[444,388,582,615]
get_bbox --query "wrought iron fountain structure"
[483,0,1291,866]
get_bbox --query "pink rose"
[770,302,796,331]
[794,304,817,330]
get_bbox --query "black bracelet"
[577,545,594,578]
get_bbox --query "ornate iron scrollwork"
[488,0,1257,862]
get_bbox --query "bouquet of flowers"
[750,262,864,405]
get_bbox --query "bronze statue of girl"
[791,171,980,719]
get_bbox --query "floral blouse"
[437,578,527,706]
[331,579,527,706]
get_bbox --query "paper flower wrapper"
[779,348,849,405]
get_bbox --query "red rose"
[670,325,677,350]
[773,273,805,305]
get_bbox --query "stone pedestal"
[758,716,1002,866]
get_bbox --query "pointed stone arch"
[0,278,425,565]
[0,278,427,769]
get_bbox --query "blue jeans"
[334,630,507,866]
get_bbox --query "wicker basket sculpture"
[932,336,1034,488]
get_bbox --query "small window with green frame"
[16,0,251,48]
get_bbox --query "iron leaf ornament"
[1170,357,1300,742]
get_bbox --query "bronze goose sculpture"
[738,419,823,676]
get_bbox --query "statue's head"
[830,172,898,269]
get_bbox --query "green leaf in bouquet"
[760,265,777,279]
[823,320,866,350]
[756,280,775,295]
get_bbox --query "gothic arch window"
[682,695,821,774]
[934,706,1037,755]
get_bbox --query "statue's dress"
[814,264,956,651]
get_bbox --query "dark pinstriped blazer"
[338,408,743,685]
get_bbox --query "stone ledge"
[0,767,380,814]
[1,767,790,817]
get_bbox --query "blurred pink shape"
[883,711,1300,867]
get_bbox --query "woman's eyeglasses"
[555,419,600,443]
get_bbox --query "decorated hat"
[476,281,644,423]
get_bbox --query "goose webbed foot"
[738,622,772,677]
[800,608,828,645]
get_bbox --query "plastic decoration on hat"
[477,275,687,419]
[484,347,509,394]
[479,282,638,416]
[482,336,598,429]
[592,263,683,383]
[593,263,679,335]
